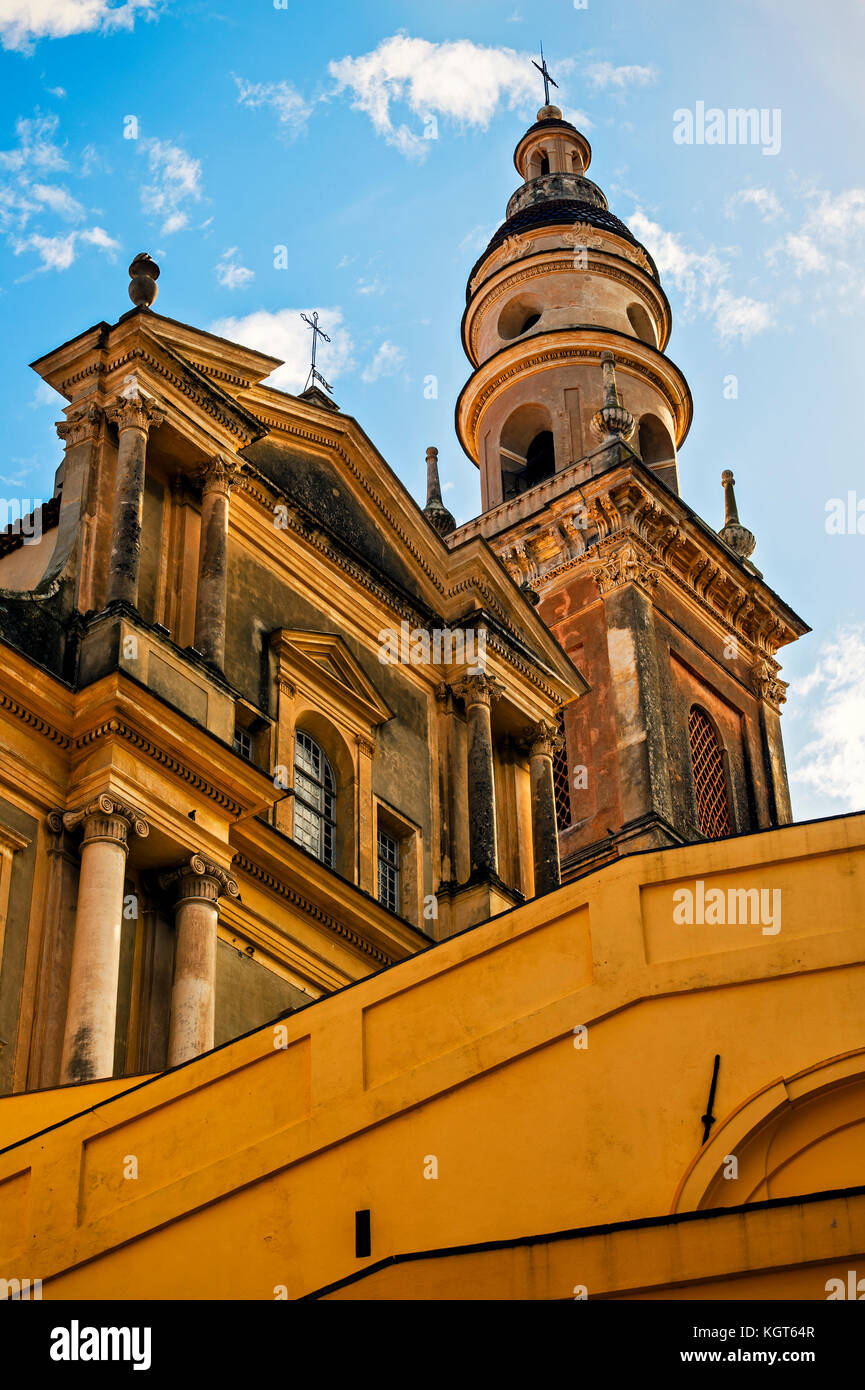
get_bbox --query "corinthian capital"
[523,720,563,759]
[452,672,506,708]
[56,403,102,449]
[159,853,241,904]
[107,377,164,435]
[197,453,245,497]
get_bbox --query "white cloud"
[356,275,384,296]
[361,340,405,384]
[30,379,59,407]
[725,187,784,222]
[215,247,254,290]
[31,182,84,218]
[629,208,773,344]
[207,307,355,394]
[769,188,865,304]
[0,0,158,54]
[0,113,66,173]
[791,629,865,810]
[13,223,119,271]
[586,62,657,91]
[233,76,311,139]
[329,34,542,160]
[140,137,202,235]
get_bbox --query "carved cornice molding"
[59,347,263,445]
[72,719,245,816]
[0,691,71,747]
[231,852,396,965]
[462,341,689,450]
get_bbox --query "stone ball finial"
[128,252,160,310]
[538,104,563,121]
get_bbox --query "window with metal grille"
[552,709,571,831]
[233,727,253,761]
[688,706,731,840]
[377,827,399,913]
[293,731,336,867]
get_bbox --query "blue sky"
[1,0,863,820]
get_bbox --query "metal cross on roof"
[300,311,333,393]
[532,43,559,107]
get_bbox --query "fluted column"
[525,721,563,895]
[193,454,243,668]
[161,856,240,1066]
[60,795,149,1083]
[106,382,163,607]
[452,674,505,879]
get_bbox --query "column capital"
[159,854,240,905]
[523,719,564,759]
[452,673,506,709]
[197,453,245,497]
[56,403,102,448]
[107,379,164,436]
[62,794,149,849]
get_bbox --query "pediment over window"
[270,629,392,733]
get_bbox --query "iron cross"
[533,43,559,106]
[300,310,333,393]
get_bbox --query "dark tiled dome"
[468,200,658,296]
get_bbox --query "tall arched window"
[688,707,731,840]
[293,730,336,866]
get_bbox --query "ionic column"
[105,381,163,607]
[60,796,149,1083]
[193,454,243,668]
[160,856,239,1066]
[452,674,505,879]
[525,721,563,895]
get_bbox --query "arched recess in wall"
[672,1050,865,1213]
[500,403,556,501]
[688,705,732,840]
[498,294,543,342]
[291,708,356,881]
[627,302,656,347]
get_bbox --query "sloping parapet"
[1,812,864,1299]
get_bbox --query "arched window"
[627,302,655,346]
[688,707,731,840]
[293,730,336,866]
[500,403,556,500]
[539,150,550,176]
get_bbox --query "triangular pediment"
[272,629,392,729]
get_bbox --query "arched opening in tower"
[500,403,556,500]
[627,302,656,347]
[637,414,678,493]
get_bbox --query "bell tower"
[448,101,809,876]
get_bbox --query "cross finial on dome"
[533,42,559,108]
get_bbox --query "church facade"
[1,100,864,1302]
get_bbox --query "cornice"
[232,852,398,966]
[457,330,692,462]
[72,718,245,816]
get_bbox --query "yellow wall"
[2,812,864,1299]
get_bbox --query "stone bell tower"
[447,101,809,876]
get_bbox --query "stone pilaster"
[160,855,239,1067]
[452,673,505,879]
[60,795,149,1084]
[524,720,563,895]
[105,384,164,607]
[193,454,243,668]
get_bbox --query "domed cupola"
[457,102,693,512]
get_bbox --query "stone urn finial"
[128,253,160,309]
[422,446,456,537]
[591,351,635,443]
[719,470,756,560]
